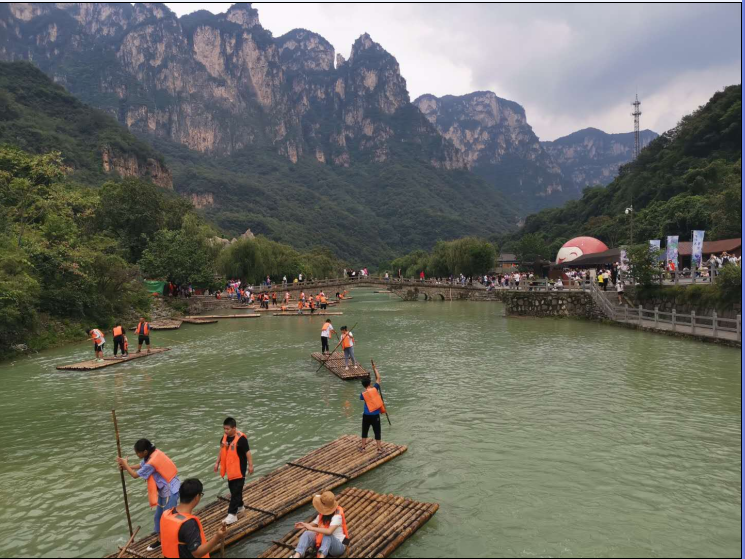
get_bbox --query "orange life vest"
[113,326,123,337]
[362,387,386,414]
[320,296,327,304]
[123,337,129,352]
[315,507,349,551]
[91,329,104,344]
[342,332,354,349]
[220,431,246,481]
[322,323,333,335]
[136,322,150,336]
[145,449,179,508]
[160,508,209,559]
[281,305,288,311]
[298,300,304,309]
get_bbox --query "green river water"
[0,290,741,558]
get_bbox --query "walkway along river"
[0,290,740,558]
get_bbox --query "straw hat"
[312,491,338,516]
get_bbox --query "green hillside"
[152,137,518,265]
[0,62,166,184]
[502,84,742,253]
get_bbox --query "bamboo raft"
[183,314,261,320]
[273,312,343,317]
[130,319,182,331]
[311,353,370,380]
[181,318,219,325]
[109,436,407,558]
[258,488,439,558]
[56,348,171,371]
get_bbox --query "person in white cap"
[291,491,349,558]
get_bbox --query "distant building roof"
[552,247,621,268]
[677,238,741,256]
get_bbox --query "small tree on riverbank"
[626,244,662,286]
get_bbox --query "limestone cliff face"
[101,146,173,188]
[541,128,658,189]
[414,91,566,211]
[0,3,461,168]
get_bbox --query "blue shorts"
[153,492,179,533]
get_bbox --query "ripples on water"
[0,293,740,558]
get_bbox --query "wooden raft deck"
[110,436,407,558]
[183,314,261,320]
[259,487,439,558]
[311,353,370,380]
[273,312,343,317]
[181,318,218,325]
[130,319,182,331]
[56,348,170,371]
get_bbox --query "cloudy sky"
[164,3,741,141]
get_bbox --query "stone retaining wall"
[503,291,603,319]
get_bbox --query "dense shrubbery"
[216,237,340,285]
[499,85,742,257]
[385,237,497,278]
[634,264,741,311]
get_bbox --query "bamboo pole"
[111,410,133,537]
[370,360,391,426]
[116,526,140,558]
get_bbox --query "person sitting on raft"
[117,439,181,553]
[160,478,227,558]
[291,491,349,558]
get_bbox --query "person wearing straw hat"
[291,491,349,558]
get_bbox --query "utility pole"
[631,94,642,159]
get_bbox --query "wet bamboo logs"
[311,353,370,380]
[106,436,406,558]
[183,314,261,320]
[273,312,343,317]
[130,320,182,331]
[181,318,219,325]
[257,488,439,558]
[56,348,171,371]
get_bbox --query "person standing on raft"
[117,439,181,553]
[214,417,254,525]
[160,478,227,559]
[112,323,126,359]
[321,320,336,355]
[87,328,106,362]
[135,317,151,354]
[291,491,349,558]
[360,365,385,454]
[340,326,357,371]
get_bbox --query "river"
[0,290,740,558]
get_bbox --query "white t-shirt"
[617,281,624,292]
[322,324,334,338]
[316,514,345,543]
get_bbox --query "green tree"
[139,229,215,286]
[626,244,662,286]
[516,233,549,264]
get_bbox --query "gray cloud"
[164,3,741,140]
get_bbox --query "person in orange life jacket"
[161,478,226,559]
[297,298,305,314]
[360,365,385,454]
[340,326,357,370]
[112,323,126,358]
[117,439,181,553]
[214,417,253,525]
[319,292,328,310]
[309,297,316,314]
[87,328,106,361]
[291,491,348,558]
[135,317,151,354]
[321,320,336,355]
[272,292,278,306]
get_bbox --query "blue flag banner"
[691,230,705,269]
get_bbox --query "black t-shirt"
[177,518,202,558]
[221,434,250,477]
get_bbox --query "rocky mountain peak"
[276,29,334,72]
[225,3,261,28]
